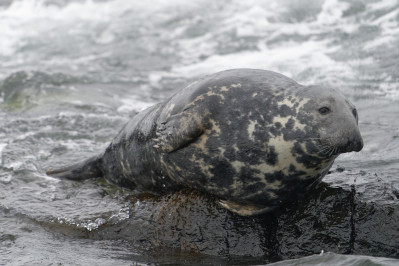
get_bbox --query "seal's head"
[298,85,363,158]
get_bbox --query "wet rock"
[91,182,399,262]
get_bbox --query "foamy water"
[1,0,398,98]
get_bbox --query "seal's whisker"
[316,140,333,155]
[305,138,323,141]
[329,146,337,157]
[319,143,330,148]
[323,148,332,154]
[325,147,331,154]
[318,146,330,152]
[318,145,333,155]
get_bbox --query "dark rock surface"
[87,180,398,262]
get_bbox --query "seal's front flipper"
[153,110,208,153]
[219,200,275,216]
[46,154,103,180]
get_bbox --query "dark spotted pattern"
[47,69,363,215]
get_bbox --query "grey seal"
[46,69,363,216]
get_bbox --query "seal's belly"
[162,131,333,205]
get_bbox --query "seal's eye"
[352,109,358,118]
[318,107,331,115]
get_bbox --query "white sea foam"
[316,0,349,25]
[0,0,214,56]
[34,172,59,182]
[0,0,398,99]
[170,39,352,84]
[0,143,8,164]
[117,95,154,113]
[222,5,272,37]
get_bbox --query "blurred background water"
[0,0,398,265]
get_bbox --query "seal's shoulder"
[183,68,298,96]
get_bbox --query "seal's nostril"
[346,136,363,152]
[346,137,353,150]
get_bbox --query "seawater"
[0,0,398,265]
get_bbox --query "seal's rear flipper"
[219,200,275,216]
[46,154,103,180]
